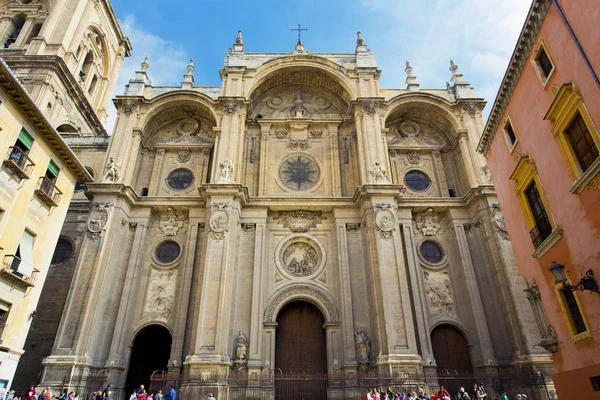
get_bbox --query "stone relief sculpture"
[525,280,558,353]
[368,161,389,184]
[177,149,191,163]
[209,205,230,241]
[283,242,319,276]
[354,330,371,371]
[407,151,421,165]
[414,208,441,236]
[216,158,234,183]
[102,157,119,182]
[480,165,492,184]
[145,271,176,320]
[236,331,249,361]
[157,207,187,237]
[87,202,113,241]
[491,204,509,241]
[423,270,456,317]
[278,210,323,232]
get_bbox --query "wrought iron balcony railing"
[3,146,35,179]
[34,176,62,207]
[0,255,38,287]
[529,214,553,248]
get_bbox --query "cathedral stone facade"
[6,2,554,397]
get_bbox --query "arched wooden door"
[431,324,474,374]
[275,301,327,399]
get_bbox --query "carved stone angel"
[368,161,389,184]
[216,158,234,183]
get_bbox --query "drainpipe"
[552,0,600,88]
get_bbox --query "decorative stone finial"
[187,59,195,75]
[141,56,149,72]
[450,59,458,74]
[357,31,364,46]
[182,59,195,86]
[233,30,244,52]
[405,60,419,91]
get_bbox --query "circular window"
[420,241,444,264]
[279,156,320,191]
[51,239,74,265]
[167,168,194,190]
[155,241,181,264]
[404,170,432,191]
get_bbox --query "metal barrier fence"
[61,374,110,400]
[150,371,551,400]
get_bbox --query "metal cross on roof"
[291,24,308,44]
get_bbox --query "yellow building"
[0,59,91,395]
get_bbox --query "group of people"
[8,387,112,400]
[364,384,510,400]
[129,385,176,400]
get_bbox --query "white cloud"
[359,0,530,119]
[104,15,190,134]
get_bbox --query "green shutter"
[17,129,34,150]
[47,160,60,177]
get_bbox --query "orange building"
[478,0,600,397]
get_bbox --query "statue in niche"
[102,157,119,182]
[354,330,371,363]
[236,331,249,360]
[216,158,234,183]
[368,161,389,184]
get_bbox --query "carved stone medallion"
[87,202,113,241]
[399,120,421,136]
[276,234,326,279]
[209,209,230,240]
[177,149,191,163]
[407,151,421,165]
[375,209,396,239]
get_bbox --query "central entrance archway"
[431,324,473,374]
[125,325,172,395]
[275,301,327,399]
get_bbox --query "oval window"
[420,241,444,264]
[51,239,74,265]
[167,168,194,190]
[155,241,181,264]
[404,170,432,192]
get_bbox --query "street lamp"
[549,261,600,294]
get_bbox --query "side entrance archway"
[431,324,474,374]
[125,325,172,395]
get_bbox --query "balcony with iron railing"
[3,146,35,179]
[0,255,38,287]
[530,214,553,248]
[34,176,62,207]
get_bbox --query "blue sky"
[107,0,531,131]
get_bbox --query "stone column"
[216,99,247,182]
[457,132,478,188]
[170,215,201,373]
[355,186,421,371]
[148,149,165,195]
[105,221,149,369]
[187,185,248,375]
[397,210,435,365]
[257,123,271,196]
[333,212,358,371]
[354,99,388,186]
[452,221,495,365]
[14,17,34,48]
[329,123,342,197]
[431,150,449,196]
[248,216,268,372]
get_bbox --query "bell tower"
[0,0,131,134]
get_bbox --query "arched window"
[25,23,42,44]
[57,124,78,134]
[88,74,99,96]
[3,14,26,48]
[80,52,94,79]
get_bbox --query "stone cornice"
[1,54,109,137]
[0,59,93,182]
[477,0,552,155]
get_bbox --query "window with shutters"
[544,83,600,193]
[3,128,36,179]
[510,156,561,258]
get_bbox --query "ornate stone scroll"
[278,210,323,232]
